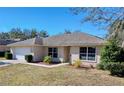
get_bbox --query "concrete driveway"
[0,59,26,67]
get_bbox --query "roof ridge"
[45,31,104,40]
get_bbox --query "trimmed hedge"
[0,51,5,57]
[25,55,33,62]
[5,52,13,59]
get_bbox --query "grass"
[0,64,124,86]
[0,57,6,60]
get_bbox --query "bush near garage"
[0,50,10,57]
[25,55,33,62]
[5,52,13,59]
[0,51,5,57]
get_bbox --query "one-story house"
[7,32,105,64]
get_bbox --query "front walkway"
[0,59,69,68]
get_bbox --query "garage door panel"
[14,47,32,60]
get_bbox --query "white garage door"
[14,47,32,60]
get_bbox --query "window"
[48,48,58,58]
[80,47,87,60]
[80,47,96,61]
[88,47,96,60]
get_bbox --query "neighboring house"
[0,39,18,52]
[7,32,105,64]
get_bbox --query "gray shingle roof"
[7,38,43,46]
[0,40,18,45]
[43,32,105,46]
[8,32,105,47]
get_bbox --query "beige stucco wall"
[0,45,10,51]
[70,46,79,64]
[33,46,44,61]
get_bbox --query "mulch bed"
[35,62,61,66]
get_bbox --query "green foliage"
[39,30,49,37]
[64,29,72,34]
[0,28,49,40]
[9,28,24,39]
[97,62,106,70]
[0,51,5,57]
[30,29,37,38]
[5,52,13,59]
[101,38,124,63]
[43,56,52,64]
[98,38,124,75]
[97,62,118,70]
[108,20,124,45]
[117,48,124,62]
[25,55,33,62]
[109,63,124,77]
[73,59,81,68]
[0,32,10,39]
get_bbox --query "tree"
[39,30,49,38]
[64,29,72,34]
[101,39,120,63]
[9,28,24,39]
[108,20,124,44]
[0,32,10,39]
[30,28,38,38]
[23,29,32,40]
[71,8,124,29]
[71,7,124,42]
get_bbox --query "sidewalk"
[22,62,69,68]
[0,60,69,68]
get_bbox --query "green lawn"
[0,64,124,86]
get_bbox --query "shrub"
[25,55,33,62]
[6,50,10,53]
[73,59,81,68]
[0,51,5,57]
[97,62,118,70]
[5,52,13,59]
[97,62,106,70]
[117,48,124,62]
[109,63,124,77]
[100,39,121,63]
[43,56,52,64]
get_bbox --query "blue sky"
[0,7,107,38]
